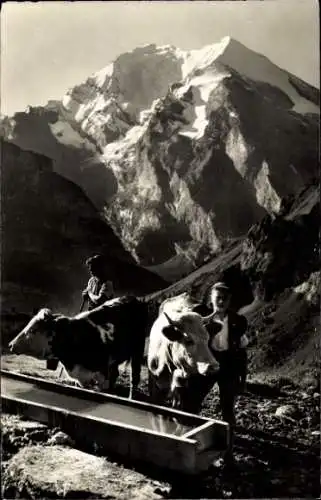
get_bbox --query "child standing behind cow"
[208,281,248,463]
[82,255,115,310]
[191,281,249,466]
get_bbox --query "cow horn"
[201,312,215,325]
[164,312,186,336]
[164,312,176,326]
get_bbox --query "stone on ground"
[47,431,74,446]
[2,445,166,499]
[274,404,302,420]
[1,414,51,461]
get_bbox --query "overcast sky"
[1,1,319,116]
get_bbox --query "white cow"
[147,299,219,411]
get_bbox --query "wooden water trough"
[1,369,229,475]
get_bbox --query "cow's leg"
[61,372,83,388]
[170,369,189,410]
[107,362,119,393]
[67,377,83,388]
[148,372,168,406]
[129,354,144,400]
[186,374,217,413]
[56,362,83,388]
[128,333,146,399]
[56,361,65,379]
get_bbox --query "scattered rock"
[47,431,74,446]
[212,457,225,469]
[2,446,166,499]
[271,478,283,485]
[313,392,320,400]
[275,404,302,421]
[2,414,47,433]
[1,414,52,461]
[154,486,171,497]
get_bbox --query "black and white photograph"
[1,1,320,498]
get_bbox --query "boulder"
[2,445,166,499]
[47,431,74,447]
[274,404,302,421]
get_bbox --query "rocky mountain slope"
[0,103,114,210]
[145,181,320,385]
[2,37,319,279]
[1,140,165,323]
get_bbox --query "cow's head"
[162,311,219,378]
[8,308,55,360]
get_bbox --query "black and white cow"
[9,296,149,398]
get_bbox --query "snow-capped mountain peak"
[62,36,318,147]
[181,36,231,78]
[4,37,318,279]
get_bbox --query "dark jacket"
[206,311,248,350]
[206,311,248,383]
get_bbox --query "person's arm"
[103,280,114,299]
[82,278,93,299]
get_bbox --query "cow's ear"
[162,325,183,342]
